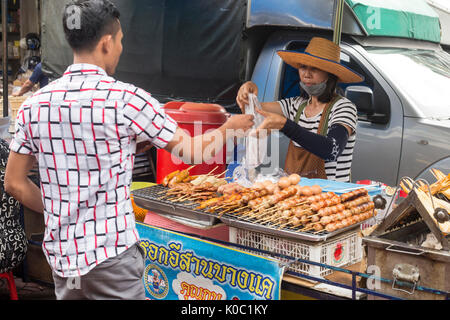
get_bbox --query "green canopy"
[345,0,441,43]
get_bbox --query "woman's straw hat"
[277,37,364,83]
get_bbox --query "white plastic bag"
[243,93,266,169]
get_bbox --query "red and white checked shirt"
[10,64,178,277]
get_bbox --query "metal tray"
[133,184,372,241]
[132,185,220,226]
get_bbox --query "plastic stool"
[0,271,18,300]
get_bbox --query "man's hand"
[224,114,255,131]
[136,141,153,154]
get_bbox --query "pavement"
[0,275,56,300]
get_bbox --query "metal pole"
[2,0,8,118]
[332,0,345,45]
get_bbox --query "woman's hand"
[236,81,258,113]
[254,108,287,135]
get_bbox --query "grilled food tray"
[132,185,220,226]
[132,185,372,241]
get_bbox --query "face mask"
[300,81,327,97]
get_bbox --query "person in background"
[0,139,27,277]
[12,62,49,96]
[4,0,253,300]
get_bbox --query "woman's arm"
[281,119,350,161]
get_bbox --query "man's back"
[10,63,177,277]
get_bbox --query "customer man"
[4,0,253,300]
[13,62,49,96]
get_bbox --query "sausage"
[162,170,181,187]
[325,223,337,232]
[282,210,292,219]
[330,214,339,222]
[341,209,349,218]
[291,216,302,227]
[314,223,324,232]
[320,216,331,225]
[301,215,310,224]
[337,212,346,220]
[293,207,306,217]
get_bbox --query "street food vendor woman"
[236,37,364,182]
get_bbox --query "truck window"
[281,42,391,124]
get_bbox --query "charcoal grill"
[363,186,450,300]
[132,184,220,226]
[133,185,374,242]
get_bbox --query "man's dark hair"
[63,0,121,52]
[300,73,340,103]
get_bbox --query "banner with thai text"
[136,223,284,300]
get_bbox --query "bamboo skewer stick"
[298,226,314,232]
[186,165,196,171]
[253,212,278,223]
[277,221,293,229]
[212,171,227,178]
[206,166,219,176]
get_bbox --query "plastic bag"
[243,93,266,169]
[231,164,288,187]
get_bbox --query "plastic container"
[229,227,362,277]
[156,101,230,184]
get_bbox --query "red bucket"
[156,101,230,184]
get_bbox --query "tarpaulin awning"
[41,0,246,106]
[345,0,441,43]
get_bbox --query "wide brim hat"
[277,37,364,83]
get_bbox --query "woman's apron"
[284,96,341,179]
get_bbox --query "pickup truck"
[253,31,450,187]
[40,0,450,187]
[245,0,450,187]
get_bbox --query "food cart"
[131,147,450,301]
[132,165,384,300]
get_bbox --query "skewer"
[186,165,197,172]
[234,210,252,217]
[277,221,293,229]
[260,206,278,215]
[218,205,241,215]
[247,209,271,219]
[244,211,261,220]
[213,171,227,178]
[298,227,314,232]
[227,207,250,215]
[254,213,279,223]
[171,194,192,203]
[206,166,219,176]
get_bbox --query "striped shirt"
[9,64,178,277]
[279,96,357,182]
